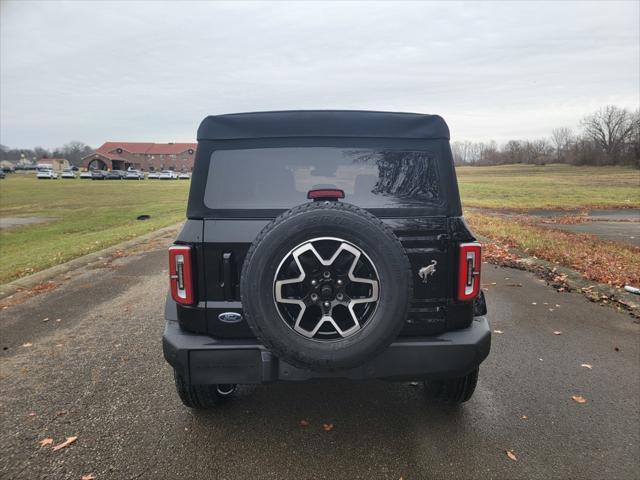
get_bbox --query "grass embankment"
[466,212,640,288]
[0,176,189,284]
[457,164,640,288]
[457,164,639,210]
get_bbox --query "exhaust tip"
[216,384,236,396]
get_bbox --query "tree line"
[0,141,94,167]
[452,105,639,167]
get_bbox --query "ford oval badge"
[218,312,243,323]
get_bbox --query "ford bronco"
[163,110,490,408]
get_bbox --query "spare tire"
[240,201,412,371]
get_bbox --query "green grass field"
[457,164,640,210]
[0,176,189,284]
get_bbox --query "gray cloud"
[1,0,638,148]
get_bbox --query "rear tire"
[173,371,236,409]
[424,368,479,404]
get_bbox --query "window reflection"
[205,147,440,210]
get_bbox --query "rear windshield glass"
[204,147,440,210]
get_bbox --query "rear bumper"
[163,317,491,384]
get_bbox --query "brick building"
[81,142,196,171]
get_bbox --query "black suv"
[163,110,490,408]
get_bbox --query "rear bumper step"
[163,317,491,384]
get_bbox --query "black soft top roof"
[197,110,450,141]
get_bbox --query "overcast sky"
[1,1,638,149]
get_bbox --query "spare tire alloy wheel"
[274,237,379,340]
[241,202,412,371]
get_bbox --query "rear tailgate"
[201,215,471,338]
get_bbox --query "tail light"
[457,242,481,301]
[169,245,194,305]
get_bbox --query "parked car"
[159,170,178,180]
[36,168,58,179]
[61,169,76,179]
[106,170,126,180]
[79,171,93,179]
[125,169,145,180]
[91,170,108,180]
[0,171,5,179]
[147,171,160,179]
[163,110,490,409]
[178,172,191,180]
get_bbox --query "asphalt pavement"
[1,241,638,480]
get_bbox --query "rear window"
[204,147,440,210]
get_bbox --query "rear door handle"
[222,252,233,300]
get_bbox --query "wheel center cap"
[320,284,334,300]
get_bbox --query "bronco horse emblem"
[418,260,437,283]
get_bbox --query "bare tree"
[551,127,574,162]
[451,140,475,165]
[55,141,95,166]
[34,147,51,159]
[504,140,524,164]
[629,110,640,166]
[581,105,636,162]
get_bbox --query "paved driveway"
[1,243,638,479]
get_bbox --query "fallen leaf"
[322,423,334,432]
[38,438,54,447]
[299,419,310,428]
[493,330,504,334]
[22,342,33,347]
[553,331,562,335]
[81,475,96,480]
[42,317,49,322]
[505,449,518,461]
[531,302,537,305]
[549,308,555,312]
[521,415,528,420]
[571,395,587,404]
[28,412,37,417]
[55,344,63,348]
[55,318,61,323]
[52,436,77,451]
[580,363,593,369]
